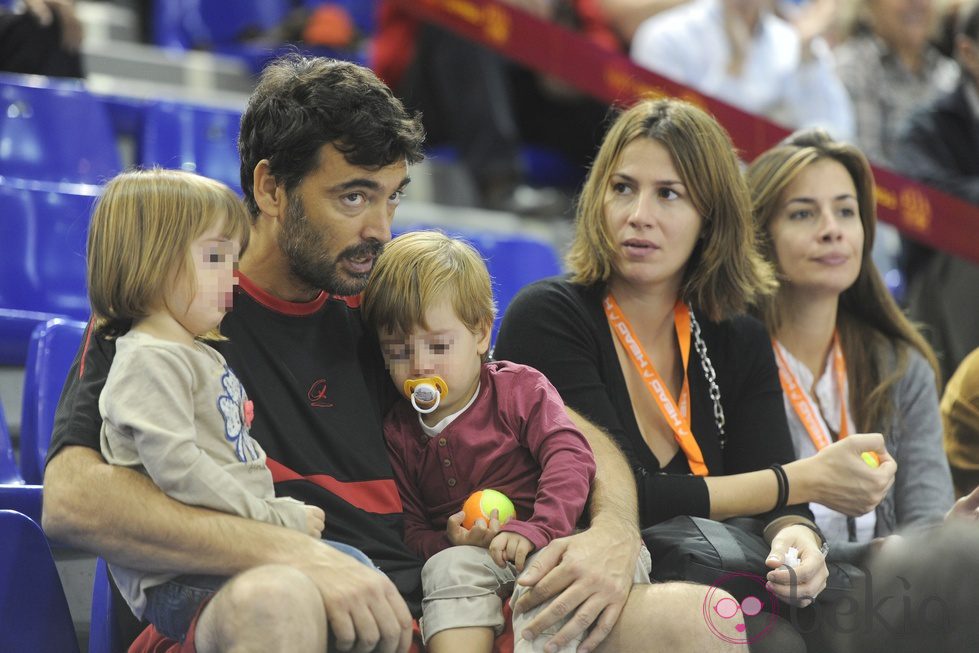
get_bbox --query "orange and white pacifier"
[403,376,449,414]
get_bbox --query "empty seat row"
[151,0,376,71]
[0,319,128,652]
[0,317,83,525]
[0,72,245,189]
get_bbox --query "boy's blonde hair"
[87,168,251,335]
[363,231,496,338]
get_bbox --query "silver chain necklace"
[688,306,726,450]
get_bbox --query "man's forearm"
[43,446,322,575]
[566,409,638,532]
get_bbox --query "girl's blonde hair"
[566,97,776,321]
[87,168,250,336]
[363,231,496,343]
[747,129,941,432]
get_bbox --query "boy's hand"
[489,531,535,571]
[304,505,325,538]
[446,509,500,547]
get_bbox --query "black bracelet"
[789,520,831,556]
[770,463,789,511]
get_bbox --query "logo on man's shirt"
[308,378,334,408]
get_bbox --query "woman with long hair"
[746,129,953,557]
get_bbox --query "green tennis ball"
[462,489,515,528]
[861,451,880,468]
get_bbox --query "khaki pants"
[420,544,652,651]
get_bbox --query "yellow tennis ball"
[462,489,515,529]
[861,451,880,468]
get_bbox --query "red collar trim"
[237,273,329,316]
[236,273,363,314]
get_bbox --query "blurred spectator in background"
[934,0,970,55]
[842,522,979,653]
[629,0,855,138]
[896,0,979,381]
[835,0,957,166]
[373,0,618,215]
[0,0,84,77]
[598,0,690,42]
[943,347,979,498]
[834,0,958,280]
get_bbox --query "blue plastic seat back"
[89,557,122,653]
[199,0,291,42]
[20,318,88,485]
[0,510,81,653]
[0,75,120,184]
[482,234,562,327]
[0,380,44,524]
[0,397,18,484]
[141,102,243,192]
[0,308,73,366]
[0,184,96,320]
[0,485,43,524]
[153,0,291,48]
[0,182,37,315]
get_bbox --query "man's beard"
[278,192,383,296]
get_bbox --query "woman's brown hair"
[566,97,776,321]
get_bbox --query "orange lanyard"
[604,293,708,476]
[773,334,849,451]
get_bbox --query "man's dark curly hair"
[238,54,425,218]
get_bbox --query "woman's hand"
[765,524,828,606]
[793,433,896,515]
[445,510,501,548]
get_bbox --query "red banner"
[394,0,979,265]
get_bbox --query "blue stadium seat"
[0,183,96,321]
[0,398,44,524]
[141,101,243,191]
[152,0,369,72]
[89,557,122,653]
[0,308,72,366]
[0,398,18,484]
[0,510,81,653]
[0,73,120,184]
[20,318,88,485]
[519,144,584,190]
[0,382,45,524]
[0,484,43,525]
[153,0,291,49]
[481,233,563,339]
